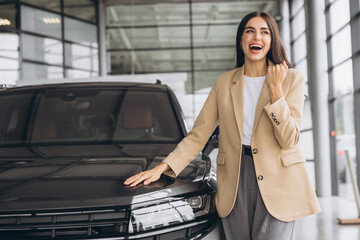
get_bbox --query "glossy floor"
[295,197,360,240]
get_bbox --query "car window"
[0,93,34,144]
[0,87,182,145]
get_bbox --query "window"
[21,5,62,39]
[0,1,99,83]
[22,33,63,65]
[0,88,182,145]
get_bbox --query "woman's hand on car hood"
[124,162,170,187]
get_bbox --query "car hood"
[0,144,209,212]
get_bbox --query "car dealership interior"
[1,0,360,239]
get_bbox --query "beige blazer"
[162,61,321,221]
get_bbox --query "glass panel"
[0,4,16,28]
[22,34,63,65]
[64,0,96,23]
[107,26,190,49]
[21,0,61,12]
[192,24,237,47]
[290,0,304,15]
[66,68,91,78]
[329,0,350,34]
[333,60,353,95]
[0,70,19,85]
[301,99,312,130]
[175,86,194,127]
[64,17,97,47]
[0,89,182,144]
[334,94,356,200]
[109,49,191,74]
[193,93,209,119]
[22,62,63,80]
[291,8,305,40]
[335,94,355,136]
[0,56,18,70]
[21,5,61,39]
[65,43,98,71]
[294,58,308,84]
[192,1,275,25]
[292,33,306,64]
[193,70,221,93]
[188,70,223,127]
[0,32,19,58]
[194,47,235,71]
[0,57,19,84]
[0,93,34,145]
[106,3,189,27]
[298,130,314,160]
[331,25,352,66]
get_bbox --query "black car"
[0,81,222,239]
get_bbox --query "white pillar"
[349,0,360,193]
[305,0,332,197]
[278,0,291,60]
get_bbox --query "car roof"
[0,81,169,93]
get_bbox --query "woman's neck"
[243,59,267,77]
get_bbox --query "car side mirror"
[202,125,219,156]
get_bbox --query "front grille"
[0,207,130,239]
[0,208,218,239]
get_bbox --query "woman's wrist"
[270,85,283,103]
[156,162,170,173]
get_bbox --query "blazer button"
[258,175,263,181]
[253,148,258,154]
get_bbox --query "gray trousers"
[221,152,296,240]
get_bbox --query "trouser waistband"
[242,145,252,156]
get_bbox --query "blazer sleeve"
[263,70,305,150]
[162,78,220,177]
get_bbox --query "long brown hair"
[236,12,293,68]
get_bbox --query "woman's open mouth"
[249,44,263,54]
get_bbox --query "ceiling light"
[42,17,61,24]
[0,18,11,26]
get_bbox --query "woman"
[124,12,321,239]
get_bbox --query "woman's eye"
[262,31,269,34]
[245,30,253,33]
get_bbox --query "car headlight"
[128,194,213,233]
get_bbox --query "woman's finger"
[283,61,288,72]
[280,64,285,72]
[124,173,141,184]
[130,173,152,187]
[124,172,144,185]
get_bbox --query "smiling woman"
[125,11,320,240]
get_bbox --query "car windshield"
[0,87,183,146]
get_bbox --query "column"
[349,0,360,192]
[304,0,332,196]
[98,0,107,76]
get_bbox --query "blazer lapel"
[251,61,274,137]
[230,67,244,141]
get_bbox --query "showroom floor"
[295,196,360,240]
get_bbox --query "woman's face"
[240,16,272,64]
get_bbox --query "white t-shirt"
[243,75,266,146]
